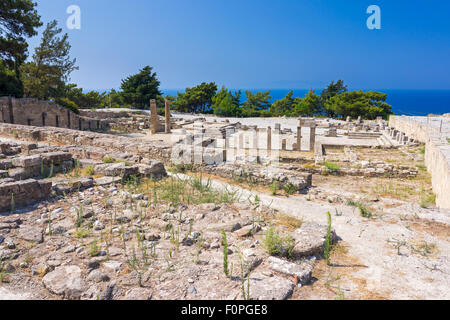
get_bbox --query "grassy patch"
[263,225,295,258]
[420,192,436,208]
[103,156,116,164]
[75,228,91,239]
[323,161,340,172]
[347,200,372,218]
[89,240,100,257]
[84,165,95,176]
[132,174,240,207]
[272,213,303,231]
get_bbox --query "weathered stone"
[234,224,261,238]
[290,222,337,258]
[95,162,139,178]
[17,225,43,243]
[123,288,153,300]
[98,283,122,300]
[42,266,86,299]
[268,256,314,285]
[12,155,41,168]
[94,176,122,186]
[41,152,72,165]
[0,179,51,212]
[249,274,295,300]
[103,260,123,273]
[87,270,110,283]
[242,248,263,273]
[137,161,167,178]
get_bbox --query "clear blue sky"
[28,0,450,91]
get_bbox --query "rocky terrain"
[0,117,448,301]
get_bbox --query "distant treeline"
[167,80,393,120]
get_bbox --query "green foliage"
[22,20,78,100]
[75,228,90,239]
[321,80,348,103]
[324,90,393,120]
[283,183,297,195]
[120,66,162,108]
[420,193,436,208]
[0,0,42,95]
[85,165,95,176]
[324,211,332,265]
[63,84,107,109]
[10,192,15,213]
[89,240,100,257]
[323,161,340,172]
[270,181,279,195]
[173,82,218,113]
[293,89,321,116]
[54,97,79,114]
[263,225,294,257]
[212,86,241,117]
[103,156,116,163]
[222,230,229,277]
[47,161,54,178]
[242,90,271,112]
[270,90,297,116]
[0,60,24,97]
[356,202,372,218]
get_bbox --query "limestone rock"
[268,256,315,285]
[17,225,43,243]
[42,266,86,299]
[290,222,336,258]
[123,288,153,300]
[249,274,295,300]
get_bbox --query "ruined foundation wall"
[390,116,450,209]
[0,123,171,162]
[79,109,143,119]
[0,97,109,131]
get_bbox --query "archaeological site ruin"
[0,98,449,300]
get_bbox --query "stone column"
[267,126,272,151]
[296,126,302,151]
[274,123,281,134]
[150,99,159,134]
[309,125,316,152]
[252,127,258,150]
[281,139,287,151]
[164,99,171,134]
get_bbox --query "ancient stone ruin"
[0,105,448,301]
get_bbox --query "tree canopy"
[173,82,218,113]
[0,0,41,97]
[120,66,162,108]
[293,89,321,117]
[0,0,41,68]
[324,90,393,120]
[211,86,241,117]
[21,20,78,99]
[241,90,271,116]
[270,91,297,116]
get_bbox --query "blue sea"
[162,89,450,116]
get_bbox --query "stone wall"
[0,123,171,162]
[0,179,52,212]
[390,116,450,209]
[0,97,109,131]
[201,163,312,192]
